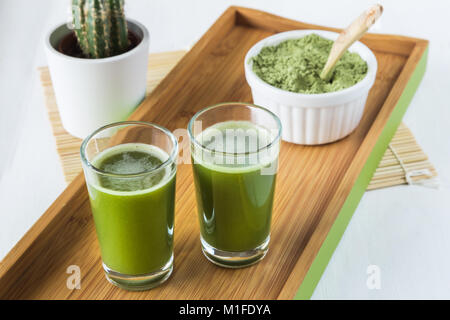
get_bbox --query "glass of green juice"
[80,121,178,290]
[188,103,282,268]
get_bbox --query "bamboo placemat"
[38,50,437,190]
[367,123,438,189]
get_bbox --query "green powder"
[251,34,368,94]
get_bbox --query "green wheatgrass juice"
[86,143,176,275]
[192,121,278,252]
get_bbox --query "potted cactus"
[45,0,149,138]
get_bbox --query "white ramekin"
[244,30,377,145]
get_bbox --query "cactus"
[72,0,130,59]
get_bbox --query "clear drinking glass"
[188,103,282,268]
[80,121,178,290]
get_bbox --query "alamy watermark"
[184,121,280,176]
[66,265,81,290]
[366,264,381,290]
[169,120,280,175]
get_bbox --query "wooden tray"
[0,7,428,299]
[39,51,437,190]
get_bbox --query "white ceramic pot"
[45,19,149,138]
[245,30,377,145]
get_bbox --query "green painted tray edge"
[294,46,429,300]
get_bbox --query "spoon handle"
[320,4,383,81]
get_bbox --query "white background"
[0,0,449,299]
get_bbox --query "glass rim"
[80,121,178,178]
[187,102,282,156]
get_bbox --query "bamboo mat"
[38,50,437,190]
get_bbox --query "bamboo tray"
[0,7,428,299]
[39,52,436,190]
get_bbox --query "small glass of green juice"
[188,103,282,268]
[81,121,178,290]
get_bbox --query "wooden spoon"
[320,4,383,82]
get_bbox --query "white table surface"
[0,0,449,299]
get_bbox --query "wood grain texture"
[39,52,435,191]
[0,7,428,300]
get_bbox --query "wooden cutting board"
[0,7,428,300]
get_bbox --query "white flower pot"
[45,19,150,138]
